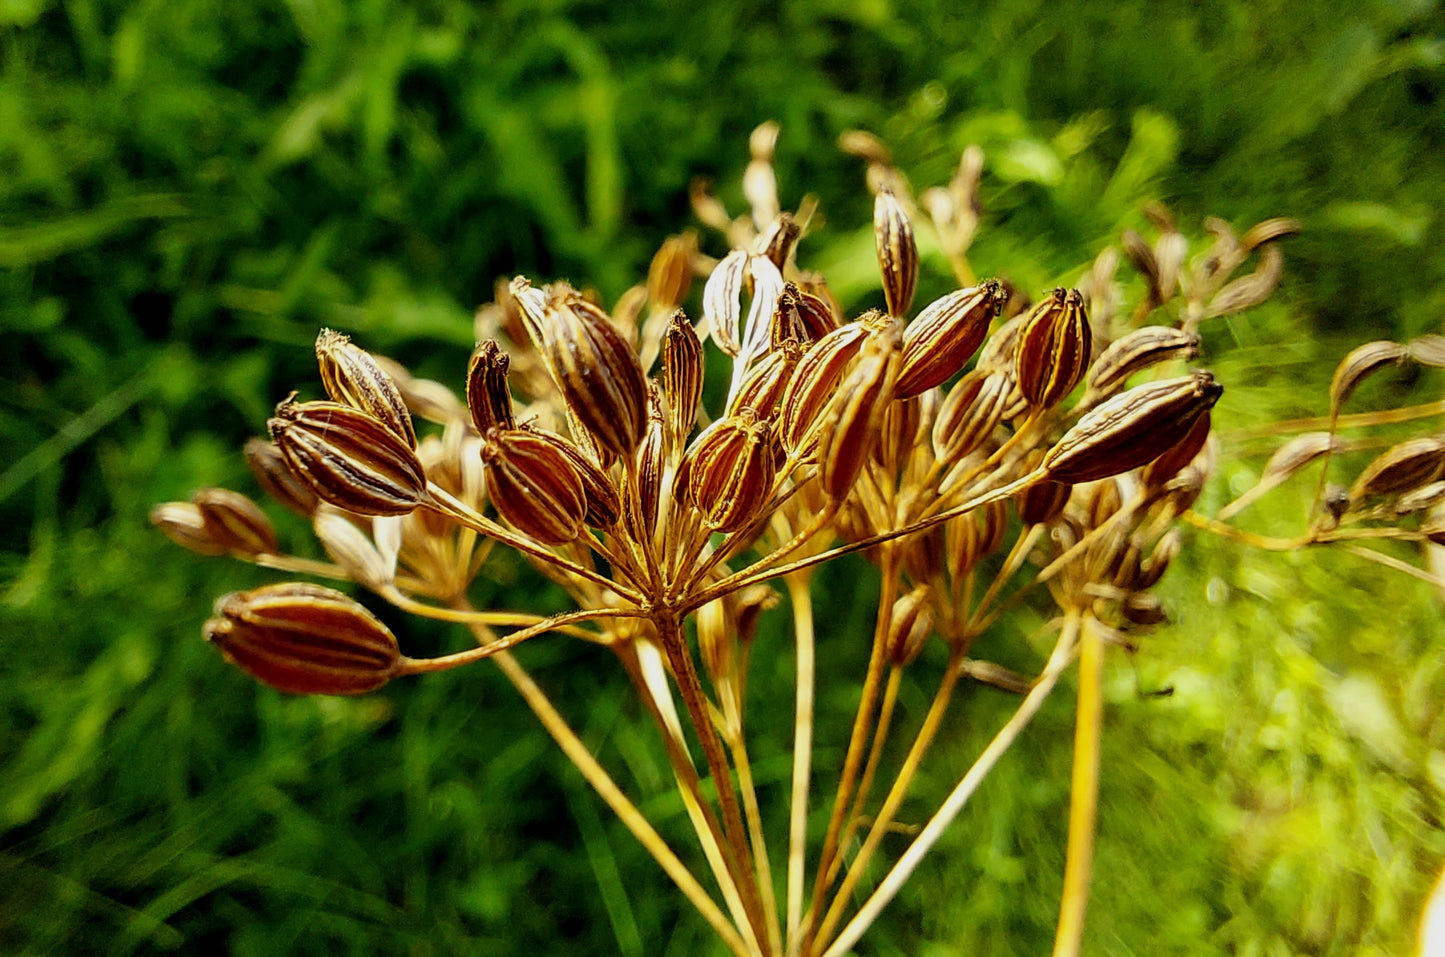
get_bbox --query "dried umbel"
[268,398,429,515]
[204,583,401,695]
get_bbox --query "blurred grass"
[2,0,1444,954]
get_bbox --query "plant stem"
[1053,613,1104,957]
[396,608,635,675]
[784,571,816,957]
[728,727,784,956]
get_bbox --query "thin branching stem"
[1053,612,1104,957]
[784,570,816,957]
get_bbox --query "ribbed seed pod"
[1018,478,1072,526]
[817,322,903,501]
[885,586,934,667]
[245,438,320,517]
[772,284,811,347]
[662,311,705,447]
[896,280,1006,399]
[647,231,698,312]
[315,329,416,449]
[702,250,749,357]
[312,508,394,592]
[269,399,428,516]
[635,413,667,538]
[875,188,918,318]
[547,430,622,529]
[730,340,802,419]
[192,487,279,556]
[932,371,1011,462]
[1015,288,1091,408]
[874,394,922,475]
[150,502,229,556]
[1041,372,1223,484]
[481,429,589,545]
[1347,437,1445,504]
[466,340,517,434]
[1142,410,1213,490]
[795,287,840,340]
[204,582,401,696]
[757,213,801,272]
[1086,326,1199,397]
[779,320,871,453]
[1135,531,1181,591]
[1394,480,1445,515]
[1329,340,1407,412]
[945,499,1007,581]
[684,412,779,532]
[975,313,1025,377]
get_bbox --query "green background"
[3,1,1444,954]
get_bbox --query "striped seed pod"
[1085,326,1199,398]
[204,582,401,696]
[634,412,667,538]
[757,213,801,272]
[315,330,416,449]
[778,319,871,453]
[772,283,811,347]
[647,231,698,313]
[548,429,622,529]
[1142,409,1213,490]
[875,187,918,318]
[817,321,903,501]
[1017,478,1072,526]
[1041,372,1223,484]
[931,371,1011,463]
[466,340,517,434]
[1347,437,1445,505]
[245,438,320,517]
[944,499,1007,582]
[896,280,1007,399]
[730,340,803,420]
[481,429,590,545]
[1394,480,1445,515]
[702,250,749,357]
[150,502,228,556]
[1329,340,1407,413]
[192,487,280,557]
[312,507,394,593]
[662,311,705,448]
[795,286,840,340]
[269,399,428,516]
[1015,288,1091,409]
[683,412,779,533]
[885,586,935,667]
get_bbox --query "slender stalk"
[1231,397,1445,438]
[396,608,636,675]
[820,613,1082,957]
[1053,613,1104,957]
[833,666,902,886]
[784,571,816,957]
[727,728,784,956]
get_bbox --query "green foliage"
[3,0,1444,954]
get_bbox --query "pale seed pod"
[702,250,749,357]
[756,213,800,273]
[779,320,871,453]
[1205,244,1284,318]
[481,429,589,545]
[662,310,705,448]
[1330,340,1406,412]
[696,596,737,692]
[1018,478,1072,526]
[466,340,517,434]
[269,399,428,516]
[745,121,781,228]
[886,586,935,667]
[1239,217,1302,251]
[313,507,394,592]
[1394,480,1445,515]
[1407,335,1445,368]
[839,129,893,167]
[634,412,667,538]
[931,371,1010,462]
[895,280,1006,399]
[315,329,416,449]
[204,582,401,696]
[1015,288,1092,409]
[1041,372,1223,484]
[874,187,918,318]
[684,412,779,533]
[1262,432,1341,483]
[817,321,903,501]
[647,231,699,312]
[151,502,228,556]
[873,394,923,475]
[1347,437,1445,504]
[901,525,944,586]
[974,313,1025,377]
[245,438,320,517]
[1086,326,1200,397]
[1084,478,1124,531]
[192,487,280,557]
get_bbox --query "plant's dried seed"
[839,129,893,167]
[193,487,280,557]
[874,188,918,318]
[466,340,518,434]
[1120,593,1167,627]
[684,412,779,533]
[696,596,737,690]
[1041,372,1223,484]
[945,499,1007,581]
[150,502,229,556]
[205,582,401,695]
[1086,326,1200,397]
[662,311,705,448]
[901,526,944,585]
[1122,229,1162,307]
[1239,217,1302,251]
[886,586,934,667]
[482,429,589,545]
[1142,409,1213,490]
[245,438,321,517]
[1018,478,1072,526]
[1348,437,1445,504]
[647,231,699,312]
[1205,245,1284,318]
[745,121,781,228]
[702,250,749,357]
[730,340,802,419]
[818,322,903,500]
[315,330,417,449]
[1394,480,1445,515]
[795,287,839,340]
[932,371,1010,462]
[779,319,871,453]
[1136,531,1181,591]
[772,284,811,348]
[635,413,667,538]
[1015,287,1092,408]
[313,507,394,592]
[874,394,923,475]
[548,429,622,529]
[1330,340,1407,413]
[1408,335,1445,368]
[269,399,429,516]
[756,213,800,272]
[1085,478,1125,531]
[974,313,1025,377]
[896,280,1006,398]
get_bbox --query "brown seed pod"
[795,287,840,340]
[647,231,699,312]
[1394,480,1445,515]
[757,213,801,272]
[778,319,871,453]
[772,283,811,348]
[1018,478,1072,527]
[1329,340,1406,413]
[886,586,935,667]
[895,280,1007,399]
[1041,372,1223,484]
[683,412,779,533]
[1142,409,1213,490]
[546,429,622,529]
[150,502,229,556]
[944,499,1007,581]
[269,399,429,516]
[1347,437,1445,504]
[315,330,417,449]
[634,412,667,538]
[1015,288,1092,409]
[662,311,705,447]
[931,371,1010,463]
[245,438,320,518]
[466,340,517,434]
[874,187,918,318]
[817,322,903,500]
[192,487,280,557]
[1085,326,1200,398]
[481,429,589,545]
[204,582,401,696]
[730,340,803,420]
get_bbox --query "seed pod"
[745,121,781,228]
[647,231,698,312]
[1142,409,1213,490]
[817,322,903,500]
[730,340,802,419]
[684,412,779,533]
[204,582,401,695]
[944,499,1007,581]
[974,312,1025,376]
[466,340,517,434]
[313,507,394,592]
[757,213,800,272]
[1135,530,1181,591]
[1240,217,1302,251]
[1394,480,1445,515]
[874,187,918,318]
[886,586,935,667]
[315,329,416,449]
[548,430,622,529]
[1041,372,1223,484]
[1119,593,1167,627]
[702,250,749,357]
[772,283,811,347]
[932,371,1010,462]
[1329,340,1406,413]
[1015,288,1092,409]
[269,399,428,516]
[662,311,705,447]
[1018,478,1072,526]
[634,412,667,537]
[481,429,589,545]
[779,320,871,453]
[1205,244,1284,318]
[1407,335,1445,368]
[1086,326,1200,397]
[151,502,229,556]
[1348,437,1445,504]
[245,438,320,517]
[896,280,1007,399]
[874,394,923,475]
[1122,230,1162,308]
[192,487,280,557]
[795,287,840,340]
